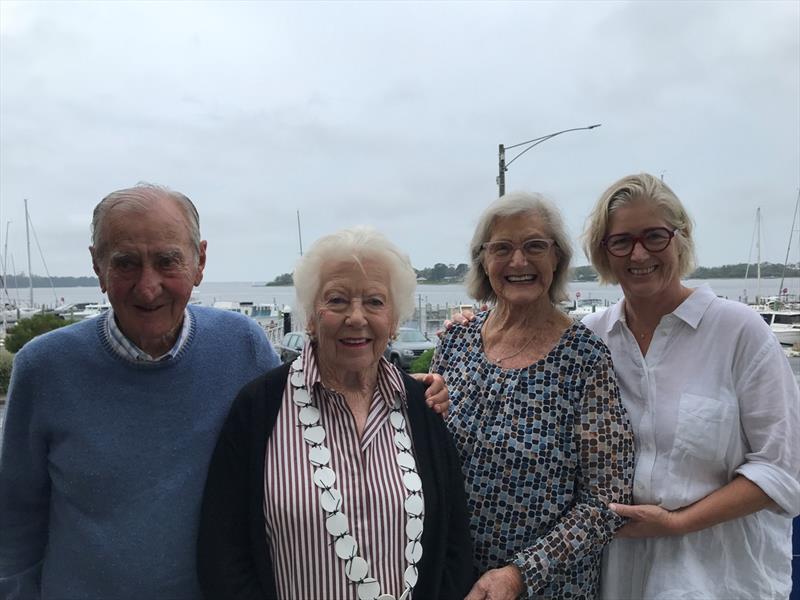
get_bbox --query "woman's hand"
[439,306,484,337]
[464,565,525,600]
[611,477,774,539]
[609,502,685,538]
[410,373,449,415]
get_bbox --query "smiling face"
[91,193,206,357]
[309,258,395,378]
[483,212,558,310]
[605,199,683,303]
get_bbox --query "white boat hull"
[771,325,800,346]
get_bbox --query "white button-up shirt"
[584,284,800,599]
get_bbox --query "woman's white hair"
[294,226,417,328]
[465,192,573,304]
[582,173,696,284]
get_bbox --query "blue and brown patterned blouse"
[431,312,634,599]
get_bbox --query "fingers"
[608,502,635,518]
[464,582,487,600]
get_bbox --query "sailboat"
[750,192,800,346]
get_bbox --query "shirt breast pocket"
[673,393,735,463]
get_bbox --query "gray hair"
[294,226,417,328]
[582,173,696,284]
[465,192,573,304]
[91,182,201,260]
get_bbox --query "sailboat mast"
[296,210,303,257]
[756,207,761,303]
[25,199,33,307]
[778,189,800,298]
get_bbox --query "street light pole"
[498,144,506,196]
[497,124,601,197]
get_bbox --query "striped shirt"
[264,343,420,600]
[105,308,192,363]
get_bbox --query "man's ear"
[194,240,208,286]
[90,246,107,293]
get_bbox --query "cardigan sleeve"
[197,380,268,600]
[434,409,477,599]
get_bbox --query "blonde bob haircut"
[465,192,573,304]
[582,173,696,285]
[294,225,417,329]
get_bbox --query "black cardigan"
[197,363,475,600]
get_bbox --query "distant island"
[3,274,98,288]
[265,261,800,286]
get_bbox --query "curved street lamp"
[497,124,601,196]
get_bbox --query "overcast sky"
[1,0,798,282]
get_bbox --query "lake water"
[23,276,800,311]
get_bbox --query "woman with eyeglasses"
[582,173,800,599]
[430,192,634,600]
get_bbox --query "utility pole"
[25,199,33,307]
[497,144,506,197]
[296,210,304,256]
[497,124,601,197]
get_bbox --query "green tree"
[5,314,75,353]
[0,348,13,393]
[266,273,294,286]
[429,263,450,281]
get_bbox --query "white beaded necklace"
[289,357,423,600]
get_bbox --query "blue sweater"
[0,306,280,599]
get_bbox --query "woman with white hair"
[582,173,800,599]
[432,193,634,599]
[197,226,474,600]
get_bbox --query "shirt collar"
[605,283,716,333]
[300,339,407,408]
[671,283,716,329]
[105,307,192,363]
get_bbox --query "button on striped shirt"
[264,344,420,600]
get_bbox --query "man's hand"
[609,503,686,538]
[410,373,449,415]
[464,565,525,600]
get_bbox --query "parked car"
[277,331,306,363]
[384,327,436,370]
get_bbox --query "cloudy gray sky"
[1,0,798,282]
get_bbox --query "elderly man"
[0,184,448,599]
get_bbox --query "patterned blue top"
[431,312,634,599]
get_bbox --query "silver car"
[384,327,436,370]
[277,331,306,363]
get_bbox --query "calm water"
[22,277,800,311]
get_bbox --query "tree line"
[266,261,800,285]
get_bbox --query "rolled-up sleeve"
[733,336,800,517]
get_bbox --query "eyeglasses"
[601,227,678,257]
[481,238,556,261]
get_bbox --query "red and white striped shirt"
[263,344,420,599]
